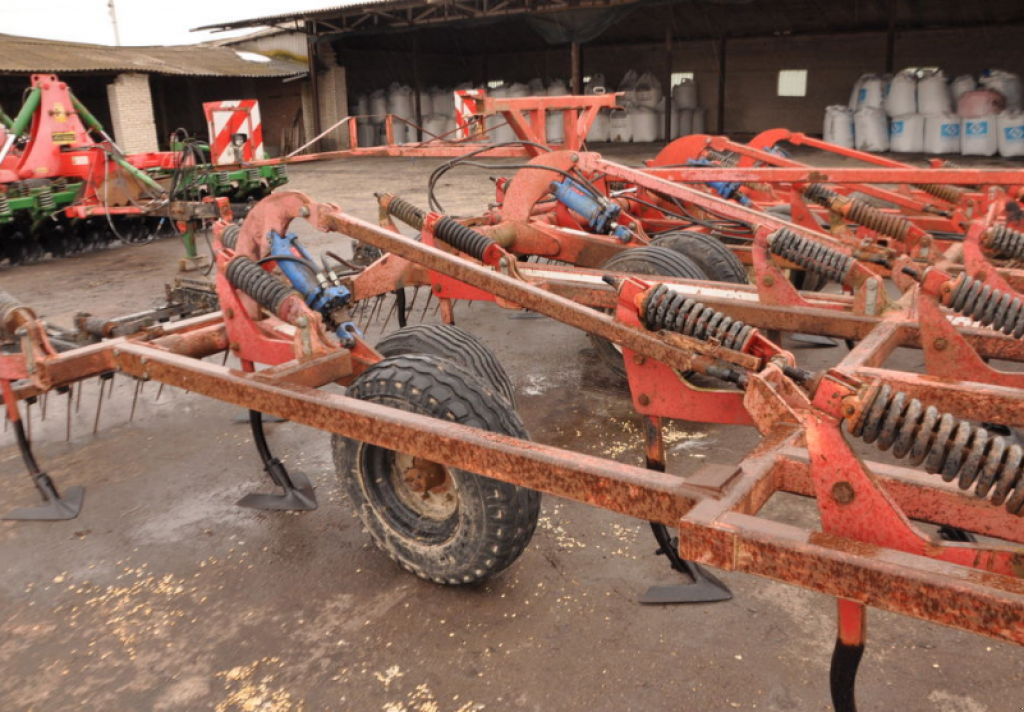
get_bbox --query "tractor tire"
[589,246,707,380]
[375,323,517,407]
[333,354,541,585]
[651,231,749,284]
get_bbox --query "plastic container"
[997,110,1024,157]
[854,107,889,152]
[609,109,632,142]
[588,110,611,142]
[423,114,450,140]
[629,106,658,142]
[528,77,546,94]
[692,108,706,135]
[633,72,663,108]
[357,122,377,147]
[961,116,998,156]
[355,94,369,117]
[823,105,855,148]
[673,108,693,139]
[858,74,887,111]
[547,79,569,96]
[369,90,388,123]
[585,73,608,95]
[546,110,564,144]
[958,90,1007,118]
[951,75,977,104]
[884,71,916,116]
[431,88,454,118]
[980,70,1023,111]
[672,79,698,110]
[889,114,924,153]
[917,70,952,115]
[618,70,639,105]
[849,75,866,110]
[418,91,433,119]
[923,114,961,155]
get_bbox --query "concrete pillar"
[302,46,349,151]
[106,73,159,153]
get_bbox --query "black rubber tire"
[333,354,541,585]
[589,246,707,380]
[375,323,517,408]
[651,231,749,284]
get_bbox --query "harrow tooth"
[129,380,141,423]
[405,286,420,324]
[381,297,398,333]
[65,387,72,441]
[92,378,105,435]
[155,383,166,403]
[420,291,434,321]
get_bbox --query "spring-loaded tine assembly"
[236,409,316,511]
[1,383,84,521]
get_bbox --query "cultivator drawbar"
[4,182,1023,709]
[0,74,288,268]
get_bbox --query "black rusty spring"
[379,193,426,230]
[803,183,911,242]
[226,256,294,314]
[434,217,494,261]
[641,283,755,351]
[848,383,1024,515]
[767,228,854,285]
[705,149,740,167]
[946,275,1024,338]
[220,224,241,250]
[913,183,966,205]
[984,225,1024,261]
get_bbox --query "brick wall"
[106,73,159,153]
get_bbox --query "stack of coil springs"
[984,225,1024,262]
[849,383,1024,515]
[944,274,1024,338]
[803,183,912,243]
[767,228,854,286]
[226,256,295,314]
[641,283,754,351]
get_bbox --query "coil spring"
[434,217,494,261]
[15,182,31,197]
[803,184,911,242]
[37,188,54,211]
[705,149,740,167]
[220,224,241,250]
[640,283,755,351]
[913,183,966,205]
[274,165,288,180]
[848,383,1024,515]
[247,169,261,183]
[0,192,9,215]
[984,225,1024,261]
[0,287,26,339]
[946,275,1024,338]
[381,194,426,230]
[767,228,854,285]
[216,171,231,186]
[225,256,294,314]
[52,177,68,192]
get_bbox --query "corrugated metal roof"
[0,34,307,77]
[193,0,395,32]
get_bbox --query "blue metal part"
[551,179,632,242]
[269,231,352,335]
[686,159,751,206]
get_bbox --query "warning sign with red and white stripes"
[454,90,486,140]
[203,100,265,166]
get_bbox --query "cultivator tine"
[2,392,84,521]
[75,382,83,413]
[381,297,398,333]
[638,415,731,605]
[236,410,316,511]
[830,600,866,712]
[129,380,142,423]
[40,393,47,420]
[405,287,420,325]
[65,386,73,441]
[420,291,434,321]
[25,399,32,441]
[155,383,165,403]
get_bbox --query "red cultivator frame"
[2,187,1023,711]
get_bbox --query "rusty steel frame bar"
[645,166,1024,185]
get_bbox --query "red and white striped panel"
[203,100,264,166]
[454,89,486,140]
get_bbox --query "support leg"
[638,415,731,605]
[830,599,866,712]
[2,380,84,521]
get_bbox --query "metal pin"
[93,380,105,435]
[66,387,73,441]
[421,291,434,321]
[129,380,142,422]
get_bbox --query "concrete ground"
[1,145,1022,712]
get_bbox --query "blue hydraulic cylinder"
[686,159,751,206]
[551,179,632,242]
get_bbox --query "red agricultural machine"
[0,74,288,269]
[3,157,1024,710]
